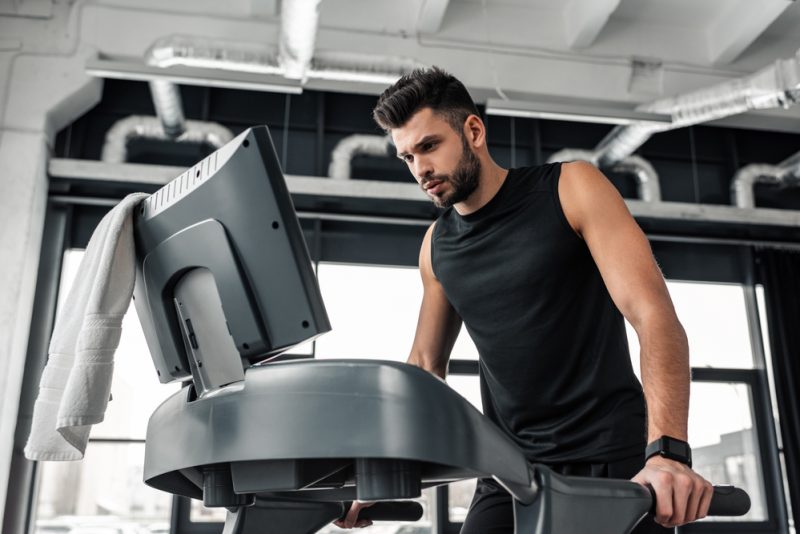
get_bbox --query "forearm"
[636,313,691,442]
[407,352,447,379]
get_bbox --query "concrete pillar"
[0,43,102,527]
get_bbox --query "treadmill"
[133,126,749,534]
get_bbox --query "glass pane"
[189,499,227,522]
[446,375,482,413]
[34,442,171,533]
[625,281,754,371]
[448,478,477,523]
[315,263,422,361]
[315,262,480,363]
[689,382,767,521]
[191,488,436,532]
[284,339,314,356]
[451,326,479,360]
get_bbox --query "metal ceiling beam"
[707,0,791,64]
[48,158,800,230]
[85,57,302,94]
[485,98,671,126]
[563,0,621,49]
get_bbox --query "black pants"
[460,454,673,534]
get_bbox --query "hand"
[632,456,714,528]
[333,500,375,529]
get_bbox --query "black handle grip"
[339,501,424,522]
[649,485,751,517]
[707,486,751,516]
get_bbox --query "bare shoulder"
[558,160,630,237]
[419,221,438,281]
[559,160,609,195]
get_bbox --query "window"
[35,442,171,533]
[624,279,781,530]
[626,281,755,376]
[689,382,767,521]
[33,251,177,533]
[315,262,422,361]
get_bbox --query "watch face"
[666,439,689,457]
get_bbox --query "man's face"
[392,107,481,209]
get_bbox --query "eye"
[421,142,436,152]
[403,154,414,164]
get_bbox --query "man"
[337,67,713,532]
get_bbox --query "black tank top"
[431,163,646,463]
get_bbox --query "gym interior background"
[1,0,800,533]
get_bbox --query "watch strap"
[645,435,692,467]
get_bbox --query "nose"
[414,156,434,182]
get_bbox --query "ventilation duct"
[548,149,661,202]
[101,115,234,164]
[143,34,424,137]
[595,49,800,166]
[731,151,800,208]
[144,36,283,139]
[279,0,322,80]
[146,36,282,74]
[310,51,425,85]
[328,134,393,180]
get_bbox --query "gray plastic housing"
[132,126,330,384]
[143,359,665,534]
[143,359,535,502]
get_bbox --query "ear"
[463,114,486,149]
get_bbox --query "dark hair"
[373,66,479,133]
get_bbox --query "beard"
[422,135,481,209]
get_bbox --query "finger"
[670,476,693,526]
[698,482,714,518]
[652,478,674,527]
[355,519,373,528]
[684,479,704,523]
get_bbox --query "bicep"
[560,162,676,327]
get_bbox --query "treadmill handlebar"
[648,485,751,517]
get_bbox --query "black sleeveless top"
[431,163,646,463]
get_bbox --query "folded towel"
[25,193,148,460]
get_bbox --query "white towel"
[25,192,148,461]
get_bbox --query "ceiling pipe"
[731,151,800,208]
[101,115,234,164]
[548,149,661,202]
[145,35,282,74]
[310,51,426,85]
[279,0,322,81]
[595,49,800,167]
[141,0,321,138]
[610,155,662,203]
[142,33,424,136]
[144,36,284,139]
[328,134,393,180]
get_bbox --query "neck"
[454,158,509,216]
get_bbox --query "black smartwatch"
[645,435,692,467]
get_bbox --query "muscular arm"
[558,161,689,443]
[558,161,714,528]
[407,223,463,379]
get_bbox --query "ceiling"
[3,0,800,130]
